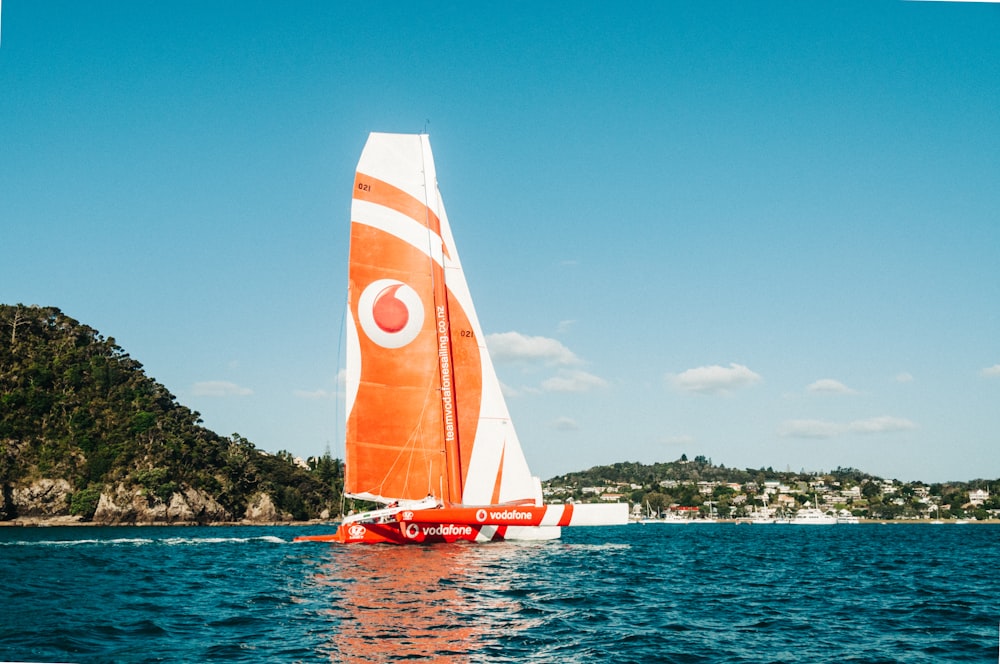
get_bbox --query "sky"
[1,1,998,484]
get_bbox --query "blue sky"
[2,1,998,483]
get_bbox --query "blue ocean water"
[1,524,998,663]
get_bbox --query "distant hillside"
[546,455,883,487]
[544,455,999,520]
[0,304,343,523]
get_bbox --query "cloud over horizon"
[779,415,917,439]
[807,379,857,395]
[549,416,580,431]
[670,363,762,395]
[540,369,608,393]
[487,331,581,366]
[488,331,607,394]
[981,364,1000,378]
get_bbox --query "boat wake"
[0,535,287,547]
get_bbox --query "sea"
[1,523,998,663]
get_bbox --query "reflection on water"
[311,542,549,662]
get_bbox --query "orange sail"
[343,133,539,507]
[295,133,627,545]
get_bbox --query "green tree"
[69,486,102,520]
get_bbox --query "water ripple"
[2,524,999,662]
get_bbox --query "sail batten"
[350,201,446,268]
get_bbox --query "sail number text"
[459,329,475,339]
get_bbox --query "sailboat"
[295,133,628,544]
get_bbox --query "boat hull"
[294,521,560,545]
[293,503,627,545]
[397,503,627,528]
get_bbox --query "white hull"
[791,508,837,525]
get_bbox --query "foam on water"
[1,535,288,547]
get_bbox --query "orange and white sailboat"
[295,133,627,544]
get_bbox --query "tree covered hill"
[546,455,867,488]
[545,455,1000,520]
[1,304,343,523]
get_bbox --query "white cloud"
[670,363,762,395]
[549,416,580,431]
[894,372,915,383]
[981,364,1000,378]
[806,379,857,395]
[293,389,335,400]
[848,416,917,434]
[192,380,253,397]
[487,331,581,366]
[541,370,608,393]
[779,415,916,439]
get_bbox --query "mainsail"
[344,133,539,508]
[295,132,627,544]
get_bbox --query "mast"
[422,135,464,505]
[433,262,464,504]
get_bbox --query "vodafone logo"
[475,509,487,523]
[402,523,473,539]
[358,279,425,348]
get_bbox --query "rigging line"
[332,229,352,516]
[335,299,348,438]
[335,297,348,505]
[363,382,436,501]
[388,368,446,500]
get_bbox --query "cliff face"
[6,478,73,518]
[1,478,297,524]
[92,483,232,524]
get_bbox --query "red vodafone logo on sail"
[358,279,425,348]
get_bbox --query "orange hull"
[396,505,576,527]
[294,521,507,545]
[292,502,628,544]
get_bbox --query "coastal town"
[542,457,999,523]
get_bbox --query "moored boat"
[790,507,837,525]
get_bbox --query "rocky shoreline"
[1,477,337,527]
[0,517,332,527]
